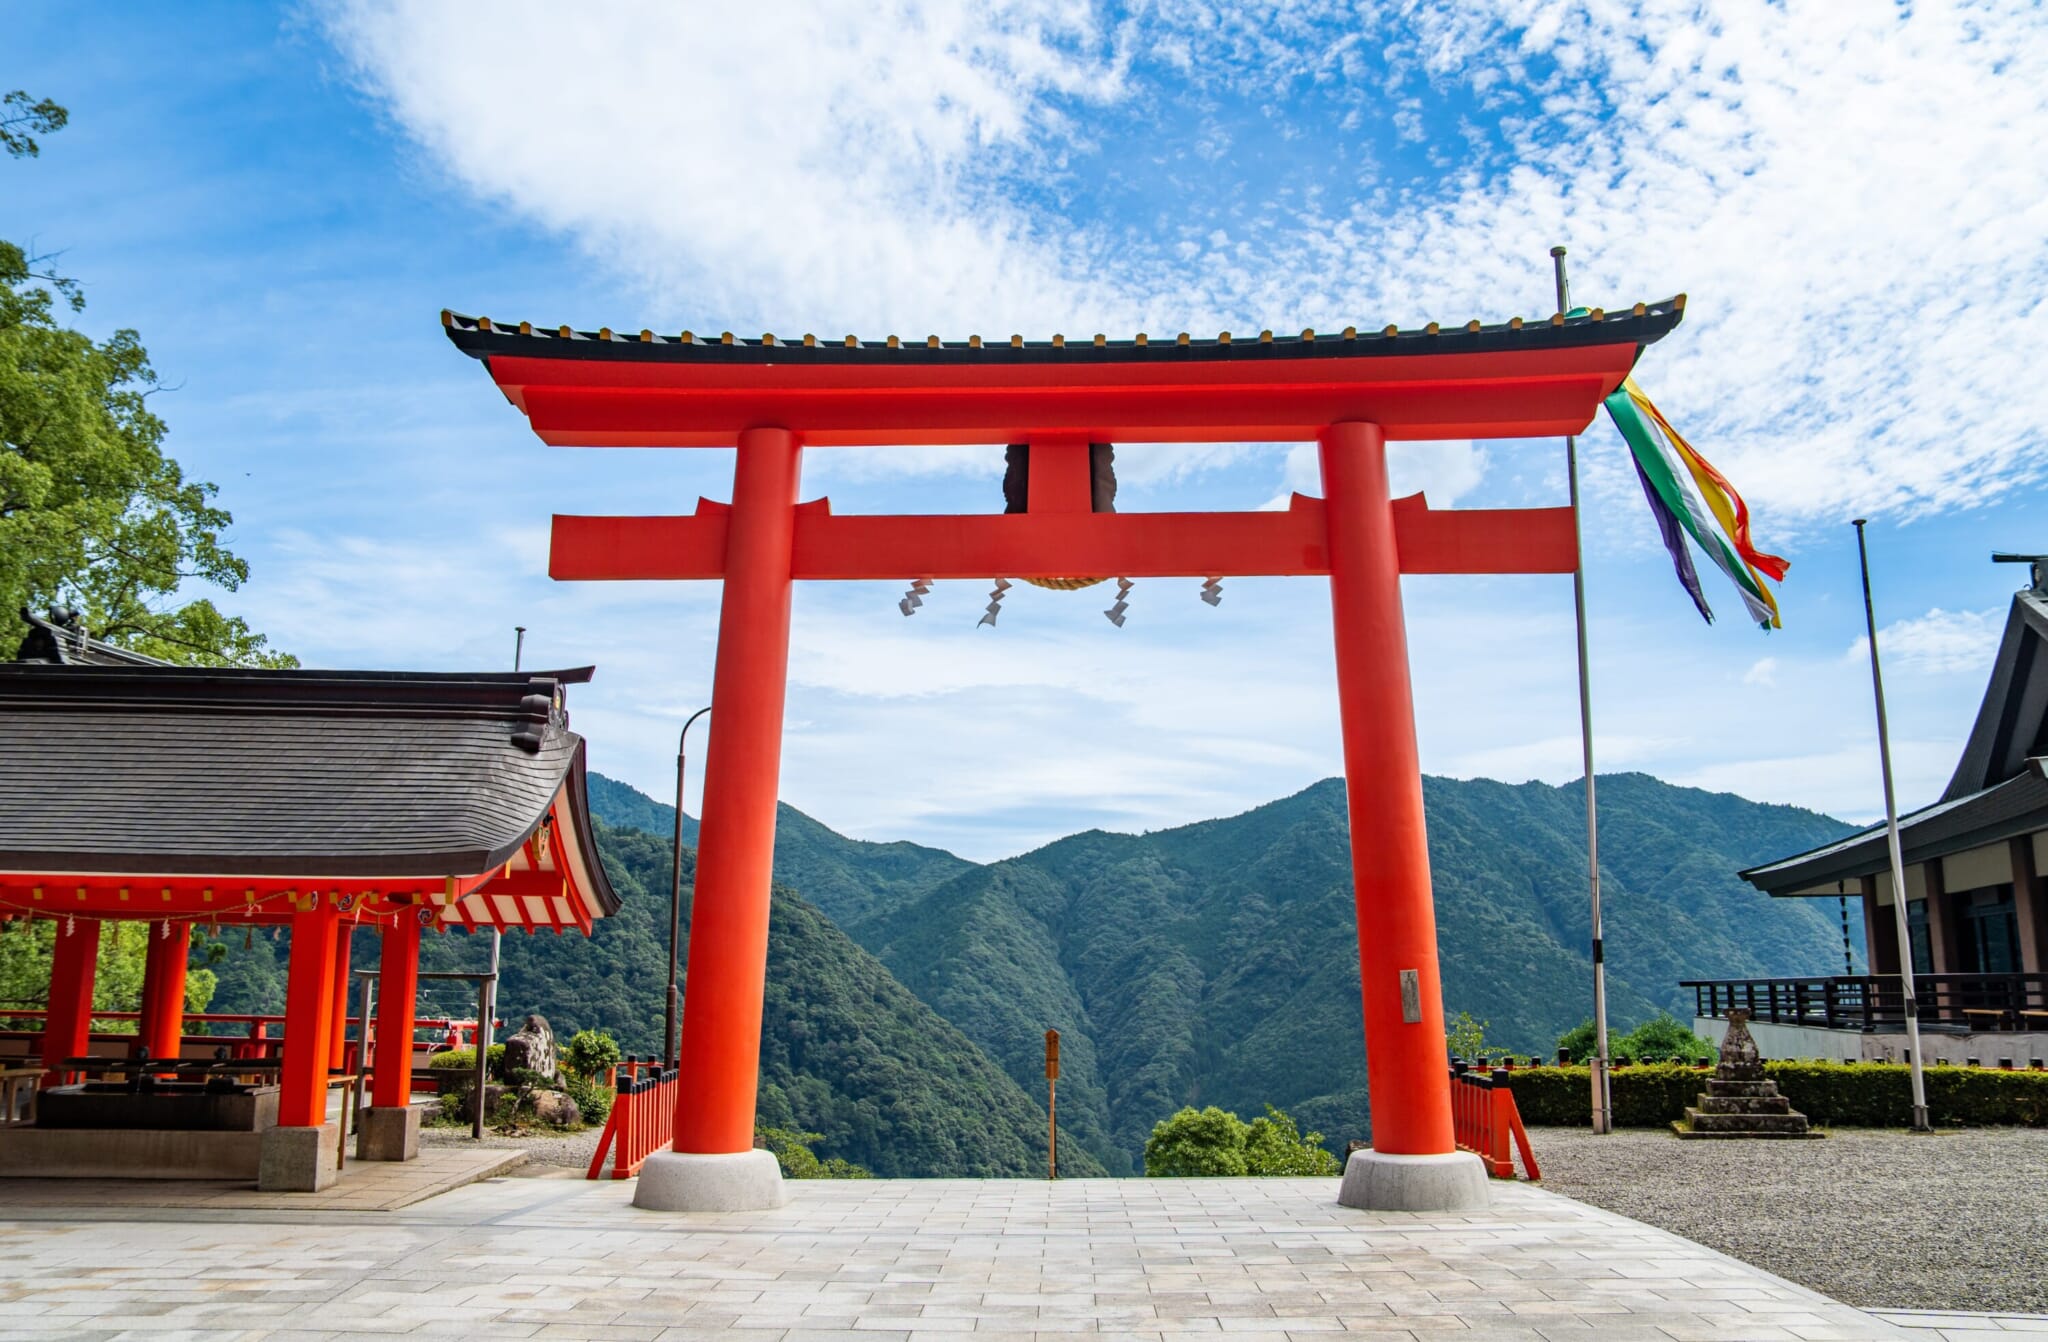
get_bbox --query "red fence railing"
[586,1058,678,1180]
[1450,1067,1540,1179]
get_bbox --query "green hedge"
[1497,1061,2048,1128]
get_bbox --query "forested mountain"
[841,774,1854,1171]
[202,769,1852,1177]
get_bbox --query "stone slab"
[1673,1120,1827,1139]
[0,1124,263,1178]
[257,1122,339,1192]
[355,1104,420,1161]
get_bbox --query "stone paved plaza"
[0,1173,1928,1340]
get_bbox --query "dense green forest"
[188,770,1851,1176]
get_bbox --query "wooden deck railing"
[1682,974,2048,1032]
[586,1058,679,1180]
[1449,1067,1540,1179]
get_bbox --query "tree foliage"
[1143,1103,1339,1177]
[1,90,289,665]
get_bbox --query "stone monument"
[500,1014,558,1080]
[1677,1009,1818,1138]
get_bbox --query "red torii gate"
[446,298,1684,1210]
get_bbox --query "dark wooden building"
[0,613,619,1188]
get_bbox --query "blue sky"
[10,2,2047,860]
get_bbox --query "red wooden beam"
[550,494,1576,582]
[484,341,1647,447]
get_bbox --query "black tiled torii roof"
[441,296,1685,367]
[0,662,619,908]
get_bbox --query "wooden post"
[1044,1028,1060,1180]
[140,922,191,1063]
[372,914,421,1109]
[41,920,101,1088]
[279,901,340,1129]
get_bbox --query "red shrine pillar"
[1319,420,1487,1210]
[327,932,354,1072]
[638,424,801,1211]
[359,913,423,1160]
[139,922,191,1063]
[40,920,102,1088]
[262,900,341,1191]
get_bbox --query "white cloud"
[1742,657,1776,687]
[1845,607,2004,677]
[325,1,2048,531]
[323,0,1133,335]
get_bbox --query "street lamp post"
[665,706,712,1067]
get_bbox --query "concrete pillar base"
[1337,1149,1489,1212]
[258,1123,339,1192]
[355,1105,421,1162]
[632,1149,788,1212]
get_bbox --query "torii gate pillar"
[635,426,800,1212]
[1321,421,1487,1210]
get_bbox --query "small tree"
[1556,1018,1596,1063]
[562,1028,621,1079]
[1445,1010,1487,1060]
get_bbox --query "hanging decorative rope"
[1201,577,1223,607]
[898,577,932,617]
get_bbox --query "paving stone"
[0,1176,1929,1338]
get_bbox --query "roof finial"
[1991,552,2048,596]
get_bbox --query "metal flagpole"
[666,705,712,1067]
[1550,245,1612,1134]
[1851,520,1931,1131]
[472,626,525,1138]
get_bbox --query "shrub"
[1500,1060,2048,1128]
[561,1068,614,1127]
[426,1044,506,1124]
[756,1126,871,1179]
[1145,1106,1248,1176]
[425,1043,505,1080]
[562,1028,621,1081]
[1243,1105,1343,1176]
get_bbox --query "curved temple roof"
[0,663,620,928]
[441,299,1686,447]
[442,298,1684,367]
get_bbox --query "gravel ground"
[1530,1125,2048,1314]
[419,1121,603,1171]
